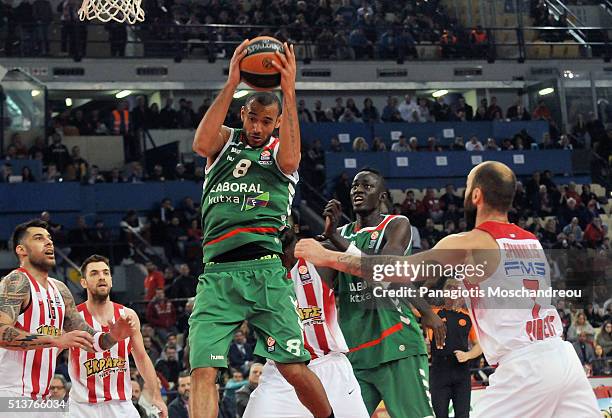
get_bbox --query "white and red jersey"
[0,268,65,399]
[464,221,563,365]
[68,302,133,404]
[289,259,348,360]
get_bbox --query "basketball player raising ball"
[296,161,600,418]
[190,39,334,418]
[68,254,168,418]
[0,220,136,418]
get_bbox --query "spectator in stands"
[580,185,598,206]
[109,100,130,135]
[329,137,343,152]
[597,321,612,356]
[223,369,247,418]
[361,98,380,123]
[9,134,28,159]
[49,375,68,401]
[0,164,12,183]
[167,371,190,418]
[416,98,433,122]
[332,97,345,121]
[371,137,386,152]
[572,113,588,143]
[381,96,398,122]
[70,146,88,181]
[573,331,595,366]
[126,162,145,183]
[408,136,419,152]
[43,163,61,182]
[584,217,606,248]
[339,108,361,123]
[426,136,443,152]
[229,330,254,376]
[48,133,71,172]
[84,165,106,184]
[455,96,473,121]
[439,184,462,209]
[28,137,47,159]
[432,97,452,121]
[32,0,53,55]
[345,98,362,120]
[450,136,464,150]
[559,197,586,228]
[168,263,197,302]
[568,312,596,343]
[235,363,264,418]
[537,185,555,217]
[105,167,123,183]
[439,29,458,58]
[391,135,409,152]
[349,27,372,59]
[486,97,502,120]
[421,218,442,246]
[165,216,189,259]
[155,344,181,387]
[592,345,610,376]
[506,99,531,121]
[585,303,604,329]
[131,96,150,132]
[558,135,573,150]
[144,261,165,301]
[398,94,419,122]
[532,99,552,121]
[465,135,484,151]
[297,99,313,123]
[469,25,488,58]
[178,99,197,129]
[172,163,192,181]
[68,215,91,263]
[352,136,369,152]
[562,217,584,241]
[313,100,327,122]
[20,166,35,183]
[147,288,177,339]
[159,98,178,129]
[472,357,493,385]
[484,138,499,151]
[473,105,487,121]
[149,164,166,182]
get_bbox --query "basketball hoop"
[78,0,145,24]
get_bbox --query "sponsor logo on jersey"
[297,265,312,284]
[503,261,546,277]
[36,324,61,337]
[258,149,273,165]
[297,306,322,322]
[210,182,263,194]
[245,192,270,211]
[83,357,127,378]
[370,231,380,240]
[267,337,276,353]
[210,354,225,360]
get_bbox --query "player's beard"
[29,251,55,272]
[91,288,110,303]
[464,190,477,231]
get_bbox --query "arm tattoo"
[286,109,298,161]
[0,325,51,350]
[0,271,30,324]
[55,281,117,350]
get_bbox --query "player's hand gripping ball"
[239,36,285,90]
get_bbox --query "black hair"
[80,254,110,277]
[11,219,49,256]
[245,92,282,115]
[472,162,516,212]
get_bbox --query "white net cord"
[78,0,145,24]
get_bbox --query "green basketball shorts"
[189,257,310,370]
[355,355,434,418]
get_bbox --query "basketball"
[239,36,285,90]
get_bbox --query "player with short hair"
[190,39,333,418]
[243,227,369,418]
[0,220,134,417]
[68,254,168,418]
[317,168,445,418]
[296,161,600,418]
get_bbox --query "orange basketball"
[239,36,285,90]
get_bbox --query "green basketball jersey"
[200,128,297,262]
[336,214,427,370]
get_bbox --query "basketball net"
[78,0,145,24]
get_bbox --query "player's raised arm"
[55,279,136,351]
[271,43,301,174]
[193,39,250,161]
[0,270,93,351]
[295,232,484,284]
[126,308,168,418]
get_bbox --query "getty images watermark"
[371,260,583,299]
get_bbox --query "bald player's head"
[465,162,516,228]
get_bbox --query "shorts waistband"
[498,337,563,364]
[204,254,282,272]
